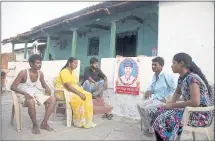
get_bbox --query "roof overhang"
[1,1,157,45]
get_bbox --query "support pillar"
[12,43,15,61]
[109,21,116,57]
[45,36,51,61]
[71,30,77,57]
[24,42,28,59]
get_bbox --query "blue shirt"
[147,71,177,100]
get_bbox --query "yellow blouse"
[55,68,78,87]
[55,68,79,99]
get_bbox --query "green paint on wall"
[49,6,158,76]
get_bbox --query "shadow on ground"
[0,92,210,140]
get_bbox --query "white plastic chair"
[51,76,73,127]
[10,88,74,132]
[10,91,23,132]
[166,95,214,141]
[54,88,73,127]
[49,77,66,121]
[182,106,214,141]
[10,91,49,132]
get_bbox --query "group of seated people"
[137,53,214,141]
[10,53,214,141]
[10,55,107,134]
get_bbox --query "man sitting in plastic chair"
[137,57,177,137]
[10,54,56,134]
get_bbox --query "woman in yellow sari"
[55,57,96,128]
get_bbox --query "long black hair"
[61,57,77,71]
[173,53,214,102]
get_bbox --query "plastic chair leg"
[14,102,21,132]
[11,105,15,125]
[53,103,58,121]
[66,108,72,127]
[192,131,196,141]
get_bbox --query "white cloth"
[120,75,135,84]
[17,69,49,105]
[137,97,165,133]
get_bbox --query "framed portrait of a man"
[114,57,140,95]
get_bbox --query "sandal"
[102,113,108,119]
[102,113,113,120]
[107,114,113,120]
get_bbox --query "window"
[88,37,100,56]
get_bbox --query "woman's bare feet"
[40,122,54,132]
[32,124,40,134]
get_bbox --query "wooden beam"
[37,36,60,40]
[71,30,77,57]
[86,24,110,31]
[58,30,74,35]
[37,39,47,43]
[50,37,60,40]
[109,21,116,57]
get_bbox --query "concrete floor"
[0,92,210,140]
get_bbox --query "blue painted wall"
[47,5,158,76]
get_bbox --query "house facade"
[2,1,159,76]
[2,2,214,83]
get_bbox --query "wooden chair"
[181,106,214,141]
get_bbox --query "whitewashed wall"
[15,52,25,61]
[158,2,214,84]
[100,2,214,119]
[6,60,80,94]
[101,57,178,119]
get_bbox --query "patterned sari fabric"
[55,69,96,128]
[150,72,214,141]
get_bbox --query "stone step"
[93,104,113,115]
[92,98,105,106]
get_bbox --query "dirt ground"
[0,91,211,140]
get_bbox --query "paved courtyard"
[0,92,211,140]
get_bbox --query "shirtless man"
[11,54,56,134]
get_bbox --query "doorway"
[116,34,137,57]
